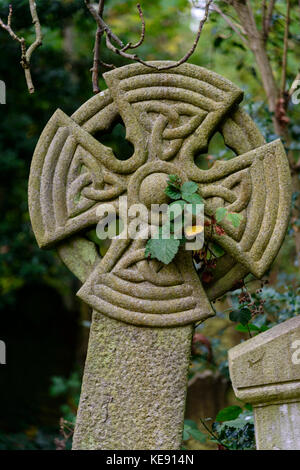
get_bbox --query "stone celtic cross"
[28,62,291,449]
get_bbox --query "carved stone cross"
[28,62,291,450]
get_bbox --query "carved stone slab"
[28,62,292,449]
[229,316,300,450]
[29,61,291,328]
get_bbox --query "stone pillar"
[229,315,300,450]
[72,312,193,450]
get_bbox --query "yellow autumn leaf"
[185,225,204,237]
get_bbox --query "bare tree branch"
[0,5,23,43]
[212,3,248,45]
[85,0,123,47]
[219,0,279,119]
[0,1,42,94]
[26,0,43,63]
[215,0,300,264]
[85,0,213,74]
[263,0,276,42]
[273,0,291,130]
[121,4,145,52]
[91,0,105,94]
[99,60,116,69]
[281,0,290,95]
[90,2,145,93]
[160,0,213,70]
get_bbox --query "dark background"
[0,0,299,450]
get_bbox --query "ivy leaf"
[182,192,203,204]
[209,242,225,257]
[226,212,243,228]
[145,237,180,264]
[216,406,242,422]
[189,428,206,443]
[181,181,198,194]
[235,323,269,333]
[217,410,254,432]
[165,185,181,200]
[183,420,206,443]
[229,308,252,326]
[184,420,198,429]
[167,174,181,188]
[167,200,185,220]
[216,207,227,223]
[235,323,259,333]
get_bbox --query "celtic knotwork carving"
[28,62,292,327]
[76,239,212,326]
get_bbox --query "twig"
[99,60,116,69]
[158,0,213,70]
[121,4,145,52]
[85,0,123,48]
[246,322,252,339]
[281,0,290,95]
[92,1,146,77]
[91,0,105,94]
[212,4,248,46]
[85,0,213,72]
[27,0,43,64]
[0,5,19,41]
[198,416,230,450]
[54,418,74,450]
[263,0,276,42]
[0,1,42,94]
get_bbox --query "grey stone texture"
[28,62,292,449]
[229,315,300,450]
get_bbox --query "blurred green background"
[0,0,299,449]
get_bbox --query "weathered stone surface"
[28,61,291,328]
[28,61,292,450]
[229,315,300,450]
[72,311,193,450]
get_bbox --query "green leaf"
[235,323,259,332]
[236,323,270,334]
[215,207,227,223]
[145,238,180,264]
[229,308,252,326]
[181,192,204,204]
[226,212,243,228]
[209,242,225,257]
[165,185,181,200]
[168,174,181,184]
[181,181,198,194]
[183,420,206,443]
[259,325,270,332]
[252,314,268,329]
[216,406,242,422]
[167,174,181,189]
[167,200,185,220]
[184,419,198,430]
[217,410,254,432]
[189,428,206,443]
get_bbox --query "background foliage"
[0,0,299,449]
